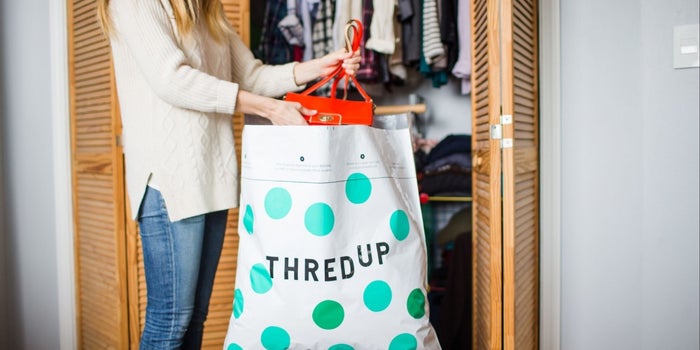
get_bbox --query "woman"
[96,0,360,348]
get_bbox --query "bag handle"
[297,20,372,103]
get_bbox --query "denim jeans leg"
[138,186,207,350]
[181,209,228,350]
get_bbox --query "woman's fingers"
[342,49,361,76]
[268,101,308,126]
[299,105,317,116]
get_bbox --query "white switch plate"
[674,24,699,69]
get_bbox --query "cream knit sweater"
[109,0,301,221]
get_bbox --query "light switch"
[674,24,699,69]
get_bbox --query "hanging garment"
[418,0,448,88]
[312,0,336,59]
[356,0,379,83]
[440,0,459,70]
[451,0,471,94]
[333,0,363,51]
[366,0,397,55]
[278,0,304,46]
[255,0,295,64]
[389,11,408,81]
[365,1,397,87]
[422,0,445,65]
[307,0,336,96]
[428,0,451,74]
[300,0,320,61]
[398,0,422,66]
[418,45,449,88]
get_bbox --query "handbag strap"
[297,20,372,103]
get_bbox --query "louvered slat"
[501,0,539,348]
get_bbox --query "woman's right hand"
[265,99,315,126]
[235,90,312,126]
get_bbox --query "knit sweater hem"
[366,38,396,55]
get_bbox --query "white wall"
[0,0,61,349]
[560,0,700,349]
[0,15,9,346]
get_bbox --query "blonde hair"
[97,0,232,42]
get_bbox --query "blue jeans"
[137,186,228,349]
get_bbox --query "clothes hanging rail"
[374,103,427,115]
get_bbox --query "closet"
[66,0,538,349]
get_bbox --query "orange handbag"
[284,19,374,125]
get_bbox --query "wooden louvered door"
[500,0,540,348]
[68,0,129,348]
[470,0,539,348]
[127,1,250,349]
[471,0,504,348]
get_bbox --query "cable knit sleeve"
[227,30,301,97]
[110,0,238,114]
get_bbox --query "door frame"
[50,1,562,349]
[538,0,561,349]
[50,1,77,350]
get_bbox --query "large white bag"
[224,124,441,350]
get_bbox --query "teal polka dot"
[233,289,244,319]
[390,210,410,241]
[328,344,354,350]
[363,280,392,312]
[250,263,273,294]
[260,326,290,350]
[345,173,372,204]
[406,288,426,319]
[243,205,254,234]
[227,343,243,350]
[388,333,418,350]
[305,203,335,236]
[312,300,345,330]
[265,187,292,219]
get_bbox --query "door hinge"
[116,135,123,148]
[490,115,513,148]
[501,114,513,125]
[490,124,503,140]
